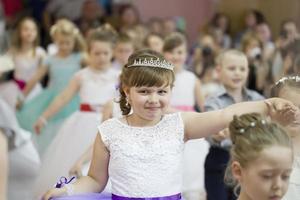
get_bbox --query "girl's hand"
[265,98,300,126]
[69,162,83,178]
[34,117,47,134]
[42,187,67,200]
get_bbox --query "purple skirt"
[52,192,111,200]
[51,193,182,200]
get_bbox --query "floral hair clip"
[239,119,267,133]
[275,75,300,85]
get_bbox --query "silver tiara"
[127,58,174,71]
[275,75,300,85]
[239,119,266,133]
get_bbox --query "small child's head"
[271,76,300,138]
[86,24,118,68]
[216,49,249,91]
[144,33,164,53]
[114,33,135,65]
[241,33,263,61]
[50,19,86,55]
[12,17,39,49]
[163,32,187,70]
[119,49,175,117]
[226,113,293,200]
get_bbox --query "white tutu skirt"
[34,111,102,198]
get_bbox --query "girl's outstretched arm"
[182,98,300,140]
[69,100,114,177]
[34,74,81,133]
[43,133,109,200]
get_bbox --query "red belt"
[80,104,102,112]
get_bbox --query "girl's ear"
[232,161,243,183]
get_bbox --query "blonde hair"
[50,19,86,52]
[86,24,118,52]
[216,49,247,66]
[225,113,292,193]
[119,49,175,115]
[11,17,40,52]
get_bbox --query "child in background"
[8,17,47,104]
[17,19,86,154]
[0,57,40,200]
[42,49,299,200]
[204,49,264,200]
[111,33,135,71]
[33,25,120,199]
[144,32,164,53]
[163,32,207,200]
[271,76,300,200]
[225,113,293,200]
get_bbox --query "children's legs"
[204,147,236,200]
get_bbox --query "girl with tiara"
[43,49,299,200]
[163,32,208,199]
[8,17,46,104]
[271,75,300,200]
[224,113,293,200]
[16,19,86,155]
[33,25,120,198]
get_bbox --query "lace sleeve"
[97,119,114,149]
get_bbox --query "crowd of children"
[0,2,300,200]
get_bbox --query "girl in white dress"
[42,49,299,200]
[8,17,46,103]
[271,76,300,200]
[163,32,208,200]
[33,26,120,198]
[224,113,293,200]
[0,53,40,200]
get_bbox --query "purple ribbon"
[112,193,181,200]
[55,176,76,188]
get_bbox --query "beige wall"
[132,0,215,45]
[216,0,300,37]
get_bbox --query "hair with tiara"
[271,75,300,97]
[118,49,175,115]
[50,19,86,52]
[86,24,118,51]
[224,113,292,195]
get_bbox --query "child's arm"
[0,130,8,200]
[69,100,113,177]
[183,98,299,140]
[23,65,48,97]
[194,78,205,111]
[69,144,93,178]
[34,74,81,133]
[43,134,109,200]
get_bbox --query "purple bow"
[55,176,76,188]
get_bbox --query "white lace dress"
[99,112,185,197]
